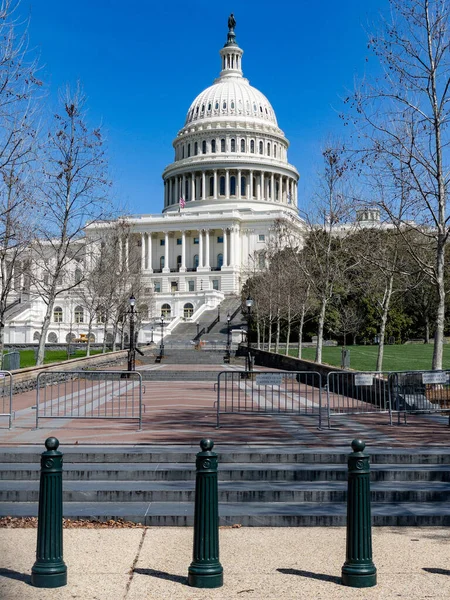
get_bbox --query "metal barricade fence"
[0,370,13,429]
[36,371,142,430]
[389,370,450,424]
[216,370,323,428]
[326,371,393,426]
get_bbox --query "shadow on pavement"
[133,568,188,585]
[0,568,31,584]
[423,568,450,576]
[277,568,342,585]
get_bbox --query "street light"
[159,316,165,358]
[196,322,200,338]
[226,312,231,361]
[246,295,253,372]
[150,326,154,344]
[128,294,136,371]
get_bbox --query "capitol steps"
[1,446,450,526]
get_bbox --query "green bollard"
[188,439,223,588]
[341,439,377,588]
[31,437,67,588]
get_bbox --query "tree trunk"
[102,319,108,353]
[285,305,291,356]
[275,310,280,354]
[315,296,327,364]
[86,318,94,357]
[297,306,306,360]
[37,285,58,365]
[432,235,446,370]
[424,317,430,344]
[376,276,394,372]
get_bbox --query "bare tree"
[33,85,110,365]
[348,0,450,369]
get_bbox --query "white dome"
[185,78,278,127]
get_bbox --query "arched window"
[88,333,95,343]
[217,253,223,268]
[215,101,219,110]
[252,177,257,197]
[193,254,199,269]
[219,176,225,196]
[160,255,165,270]
[202,140,206,154]
[201,104,205,113]
[194,142,198,155]
[211,139,216,153]
[139,304,149,319]
[187,143,191,157]
[259,141,263,154]
[208,103,211,111]
[230,176,236,196]
[66,332,76,343]
[241,176,247,197]
[221,138,225,152]
[273,145,277,158]
[267,142,271,156]
[161,303,171,318]
[222,101,226,109]
[48,332,58,343]
[241,139,245,152]
[183,303,194,318]
[231,100,235,109]
[182,146,185,159]
[74,306,84,323]
[53,307,63,322]
[230,138,236,152]
[177,255,182,269]
[74,268,82,284]
[209,177,214,197]
[250,140,255,153]
[33,331,40,341]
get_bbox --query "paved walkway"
[0,361,449,447]
[1,527,449,599]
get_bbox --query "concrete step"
[1,462,450,482]
[1,500,449,526]
[1,479,450,504]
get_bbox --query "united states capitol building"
[5,17,304,345]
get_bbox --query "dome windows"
[219,176,225,196]
[241,176,247,196]
[211,139,216,153]
[221,139,225,152]
[202,140,207,154]
[208,103,211,111]
[230,176,236,196]
[187,144,191,157]
[253,103,257,112]
[222,101,227,110]
[231,100,235,109]
[201,104,205,113]
[194,142,198,155]
[259,141,263,154]
[267,142,271,156]
[215,101,219,110]
[230,138,236,152]
[250,140,255,153]
[240,139,246,152]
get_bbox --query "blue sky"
[25,0,388,215]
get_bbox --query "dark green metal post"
[31,437,67,588]
[341,439,377,588]
[188,439,223,588]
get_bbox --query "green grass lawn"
[289,344,450,372]
[4,348,106,369]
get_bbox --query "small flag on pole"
[179,197,186,208]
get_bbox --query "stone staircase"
[1,445,450,526]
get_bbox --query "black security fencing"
[216,370,324,428]
[36,370,142,430]
[389,370,450,424]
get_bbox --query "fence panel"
[2,351,20,371]
[0,370,13,429]
[389,370,450,423]
[36,370,142,430]
[326,371,393,426]
[216,370,323,428]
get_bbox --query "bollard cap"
[351,439,365,453]
[45,437,60,451]
[200,439,214,451]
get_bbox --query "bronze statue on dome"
[228,13,236,31]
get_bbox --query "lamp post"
[246,296,253,372]
[196,322,200,338]
[127,294,136,371]
[150,326,154,344]
[226,313,231,360]
[159,317,165,358]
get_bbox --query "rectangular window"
[258,234,265,242]
[217,236,223,243]
[188,280,195,291]
[212,279,219,290]
[160,239,165,246]
[154,281,161,293]
[193,237,199,245]
[176,238,182,245]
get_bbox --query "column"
[118,237,123,271]
[225,170,230,197]
[180,231,186,271]
[279,175,283,202]
[182,174,186,201]
[191,174,195,203]
[141,233,145,271]
[148,234,153,272]
[237,169,241,200]
[271,173,275,201]
[205,230,210,269]
[213,171,218,200]
[196,175,200,200]
[175,177,179,204]
[125,236,129,271]
[294,181,298,205]
[249,170,253,198]
[163,232,169,272]
[164,181,168,207]
[230,227,235,267]
[199,230,203,268]
[169,178,173,204]
[234,226,240,267]
[223,229,228,268]
[202,172,206,200]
